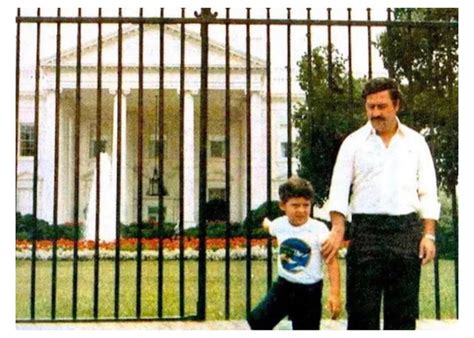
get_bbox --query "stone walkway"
[17,319,458,330]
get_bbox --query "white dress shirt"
[328,119,440,220]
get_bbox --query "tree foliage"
[375,8,458,193]
[294,46,364,206]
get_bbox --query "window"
[210,140,224,158]
[20,123,35,156]
[147,205,166,222]
[208,188,226,201]
[208,135,225,158]
[90,140,107,158]
[148,206,159,222]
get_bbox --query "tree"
[375,8,458,194]
[294,46,364,206]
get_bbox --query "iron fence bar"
[114,7,123,319]
[16,16,459,29]
[245,7,252,318]
[367,8,372,79]
[135,8,145,319]
[197,7,214,321]
[265,8,273,291]
[347,8,354,103]
[72,8,82,321]
[224,7,231,321]
[434,247,441,319]
[448,77,458,319]
[93,8,103,320]
[386,9,394,78]
[51,7,61,321]
[178,7,186,319]
[286,8,292,178]
[157,7,165,319]
[425,25,442,320]
[406,10,415,124]
[327,8,333,91]
[306,8,315,210]
[452,184,459,318]
[30,7,41,321]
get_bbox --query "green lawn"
[16,259,457,321]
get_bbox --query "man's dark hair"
[361,77,402,104]
[278,176,314,203]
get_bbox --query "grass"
[16,259,457,321]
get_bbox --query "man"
[322,77,440,330]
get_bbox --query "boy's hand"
[326,294,341,320]
[262,217,272,230]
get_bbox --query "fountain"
[85,153,117,241]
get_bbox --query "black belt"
[345,213,419,240]
[352,213,418,230]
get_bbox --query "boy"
[247,176,341,330]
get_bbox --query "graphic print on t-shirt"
[279,238,311,273]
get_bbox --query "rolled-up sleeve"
[417,140,440,220]
[328,138,355,218]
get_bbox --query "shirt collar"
[363,117,407,139]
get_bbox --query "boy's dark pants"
[247,277,323,330]
[346,213,423,330]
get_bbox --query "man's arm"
[419,218,436,265]
[417,139,439,265]
[321,211,346,262]
[325,256,341,319]
[324,137,354,262]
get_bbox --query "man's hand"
[326,293,341,320]
[322,211,346,262]
[321,231,344,262]
[419,236,436,265]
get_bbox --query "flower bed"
[15,237,278,261]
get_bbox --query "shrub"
[243,200,284,230]
[16,213,84,240]
[436,191,457,259]
[121,222,176,239]
[204,199,228,222]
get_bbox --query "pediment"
[43,24,264,70]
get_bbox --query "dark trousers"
[247,277,323,330]
[346,213,422,330]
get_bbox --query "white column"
[67,114,74,222]
[184,90,196,228]
[111,89,129,223]
[58,98,69,224]
[250,90,267,209]
[37,89,56,223]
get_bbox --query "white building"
[16,23,304,238]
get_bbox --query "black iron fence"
[15,8,458,322]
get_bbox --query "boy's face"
[279,197,311,226]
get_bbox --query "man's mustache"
[371,117,385,122]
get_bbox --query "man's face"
[365,89,399,135]
[279,197,311,227]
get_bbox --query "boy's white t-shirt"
[269,216,330,285]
